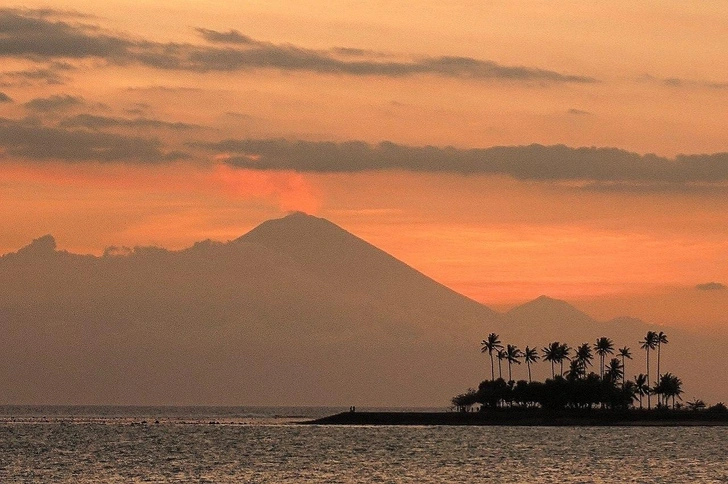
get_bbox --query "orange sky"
[1,2,727,329]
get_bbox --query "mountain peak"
[236,212,497,320]
[505,294,596,327]
[236,211,348,248]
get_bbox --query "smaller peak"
[528,295,570,307]
[16,234,57,257]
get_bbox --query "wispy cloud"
[0,9,596,83]
[0,91,11,103]
[59,114,201,131]
[696,282,726,291]
[196,28,255,45]
[194,138,728,186]
[649,75,728,90]
[23,94,84,112]
[567,108,592,116]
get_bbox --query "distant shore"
[307,409,728,426]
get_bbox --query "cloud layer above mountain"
[199,139,728,186]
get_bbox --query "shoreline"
[306,409,728,426]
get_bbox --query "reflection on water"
[0,407,726,483]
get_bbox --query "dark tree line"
[453,331,722,413]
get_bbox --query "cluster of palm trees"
[477,330,683,410]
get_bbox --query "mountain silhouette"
[238,212,498,325]
[0,212,725,406]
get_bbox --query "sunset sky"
[1,2,727,329]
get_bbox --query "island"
[309,332,728,426]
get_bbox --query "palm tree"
[604,358,623,385]
[542,342,560,379]
[656,331,668,379]
[618,346,632,388]
[505,344,522,382]
[496,349,507,380]
[575,343,594,378]
[594,337,615,379]
[557,343,571,377]
[523,346,539,383]
[640,331,658,409]
[666,373,683,409]
[480,333,503,381]
[655,373,683,409]
[565,359,583,382]
[634,373,649,410]
[686,398,706,411]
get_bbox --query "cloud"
[696,282,726,291]
[0,92,11,102]
[0,9,595,83]
[651,75,728,91]
[194,138,728,185]
[24,94,84,112]
[59,114,201,131]
[568,108,592,115]
[0,117,188,162]
[0,9,130,59]
[179,47,595,81]
[0,62,75,85]
[196,28,255,45]
[5,68,65,85]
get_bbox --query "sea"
[1,406,726,483]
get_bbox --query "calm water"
[1,407,726,483]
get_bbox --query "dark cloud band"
[195,138,728,185]
[0,117,188,162]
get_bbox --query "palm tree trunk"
[527,362,532,383]
[647,348,651,410]
[508,361,512,382]
[490,354,495,381]
[657,343,661,380]
[621,355,625,389]
[550,361,554,379]
[498,359,502,379]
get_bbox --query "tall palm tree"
[634,373,649,409]
[523,346,539,383]
[496,349,507,380]
[505,344,522,382]
[557,343,571,377]
[656,331,668,380]
[640,331,658,409]
[575,343,594,378]
[542,341,560,379]
[618,346,632,388]
[480,333,503,381]
[594,337,615,379]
